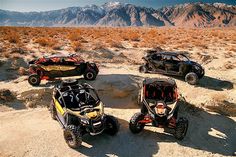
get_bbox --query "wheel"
[83,69,97,80]
[139,65,147,73]
[28,74,41,86]
[185,72,198,85]
[63,125,82,149]
[174,117,188,140]
[104,115,119,136]
[49,100,57,120]
[129,112,145,134]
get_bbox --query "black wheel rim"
[86,72,93,79]
[107,122,113,129]
[136,122,142,129]
[30,77,37,84]
[141,67,145,72]
[188,76,194,82]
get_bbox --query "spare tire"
[185,72,198,85]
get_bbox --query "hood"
[189,61,203,68]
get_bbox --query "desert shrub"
[109,40,124,49]
[68,30,82,41]
[35,37,56,47]
[72,41,84,52]
[122,30,140,41]
[52,43,63,50]
[5,31,21,43]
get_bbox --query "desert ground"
[0,26,236,157]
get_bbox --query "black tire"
[139,65,147,73]
[28,74,41,86]
[63,125,82,149]
[174,117,188,140]
[49,100,57,120]
[83,69,96,80]
[104,115,119,136]
[185,72,198,85]
[129,112,145,134]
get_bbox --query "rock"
[18,67,28,75]
[0,89,15,102]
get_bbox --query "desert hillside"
[0,26,236,157]
[0,2,236,27]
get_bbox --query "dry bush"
[92,42,107,50]
[52,43,64,50]
[68,30,82,41]
[34,37,56,47]
[122,30,140,41]
[223,61,236,70]
[5,31,21,44]
[109,40,124,49]
[72,41,84,52]
[2,51,10,58]
[224,51,235,58]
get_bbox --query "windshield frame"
[177,54,190,62]
[56,85,100,109]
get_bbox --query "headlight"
[81,118,89,125]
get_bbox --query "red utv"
[130,78,188,140]
[28,54,99,86]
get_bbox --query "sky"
[0,0,235,12]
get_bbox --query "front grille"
[89,117,104,133]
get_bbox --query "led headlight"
[81,118,89,125]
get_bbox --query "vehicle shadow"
[170,75,234,91]
[28,74,235,156]
[197,76,234,91]
[75,107,236,157]
[77,118,173,157]
[178,102,236,156]
[0,100,26,110]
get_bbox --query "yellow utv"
[50,79,119,148]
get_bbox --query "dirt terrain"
[0,27,236,157]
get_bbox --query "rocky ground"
[0,27,235,157]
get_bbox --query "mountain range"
[0,2,235,27]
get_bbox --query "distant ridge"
[0,2,235,27]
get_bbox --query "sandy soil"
[0,27,236,157]
[0,64,236,157]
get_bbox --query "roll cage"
[30,54,84,66]
[143,79,178,103]
[147,52,190,62]
[54,83,100,110]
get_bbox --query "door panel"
[54,99,66,126]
